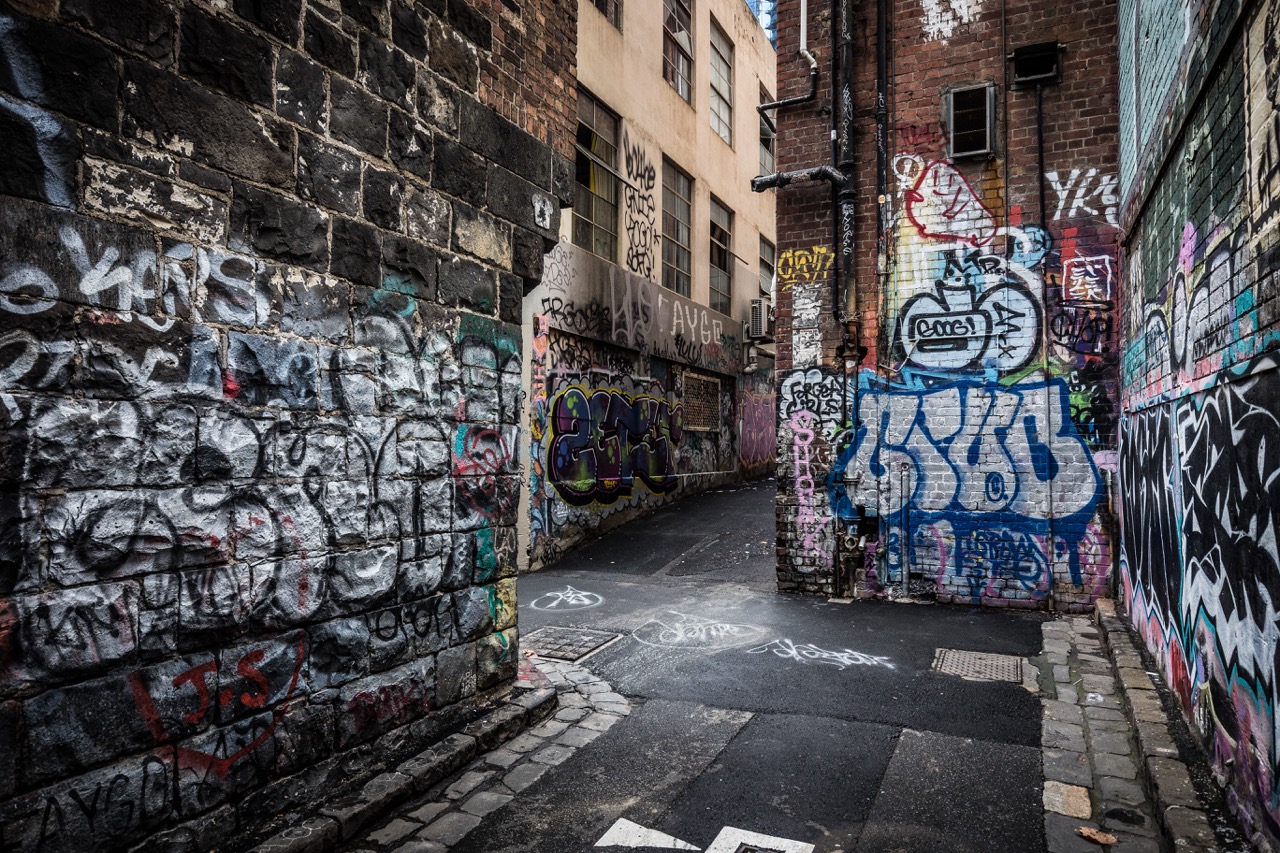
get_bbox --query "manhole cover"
[524,626,620,662]
[932,648,1024,682]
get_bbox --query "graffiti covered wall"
[525,242,773,570]
[772,0,1119,606]
[0,1,575,849]
[844,154,1116,607]
[1117,0,1280,843]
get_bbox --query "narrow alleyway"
[337,481,1137,853]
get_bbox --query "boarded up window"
[683,373,720,431]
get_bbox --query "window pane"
[709,22,733,144]
[664,0,694,102]
[591,0,620,26]
[709,198,732,313]
[759,237,775,296]
[573,92,620,261]
[759,89,775,174]
[662,158,693,295]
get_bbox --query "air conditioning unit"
[748,297,774,340]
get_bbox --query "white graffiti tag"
[529,586,603,611]
[632,611,765,649]
[1046,168,1119,228]
[920,0,979,41]
[747,638,896,670]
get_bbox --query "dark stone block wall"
[0,0,574,849]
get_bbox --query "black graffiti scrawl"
[1124,358,1280,840]
[1119,406,1182,622]
[622,132,659,279]
[1177,364,1280,673]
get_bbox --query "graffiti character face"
[894,252,1041,374]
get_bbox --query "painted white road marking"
[705,826,815,853]
[594,817,699,849]
[530,585,604,611]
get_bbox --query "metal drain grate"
[932,648,1025,682]
[524,626,620,662]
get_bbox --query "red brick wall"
[773,0,1120,606]
[477,0,577,161]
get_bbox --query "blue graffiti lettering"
[829,373,1101,597]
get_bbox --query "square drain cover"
[524,626,620,662]
[932,648,1024,682]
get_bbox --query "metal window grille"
[710,20,733,144]
[947,84,995,158]
[683,373,721,431]
[663,0,693,102]
[573,91,620,261]
[663,159,693,296]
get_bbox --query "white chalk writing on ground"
[746,638,896,670]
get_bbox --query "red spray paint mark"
[905,160,997,248]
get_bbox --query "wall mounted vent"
[947,85,996,159]
[1010,42,1063,87]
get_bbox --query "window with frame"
[759,236,775,298]
[663,0,693,102]
[947,84,995,158]
[662,159,693,297]
[709,197,732,314]
[759,87,775,174]
[709,20,733,144]
[573,92,619,261]
[590,0,620,27]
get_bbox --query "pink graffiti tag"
[739,392,777,466]
[905,160,997,248]
[791,410,829,561]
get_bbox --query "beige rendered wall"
[574,0,777,318]
[517,0,778,572]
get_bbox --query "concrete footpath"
[1034,603,1231,852]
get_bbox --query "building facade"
[520,0,778,570]
[769,0,1120,605]
[0,1,574,849]
[1116,0,1280,845]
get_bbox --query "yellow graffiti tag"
[776,246,835,290]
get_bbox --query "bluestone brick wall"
[0,0,574,849]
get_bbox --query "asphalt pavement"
[345,479,1053,853]
[469,480,1046,853]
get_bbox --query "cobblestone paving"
[1037,616,1163,853]
[345,655,631,852]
